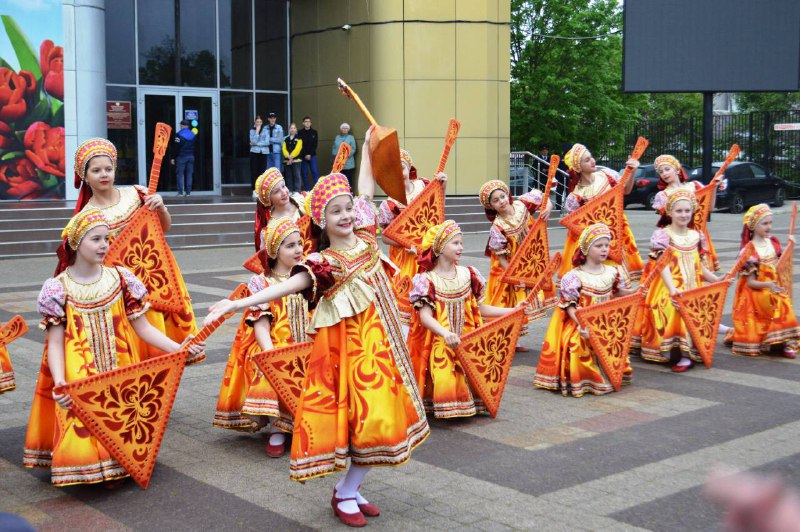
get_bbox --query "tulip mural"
[0,15,64,200]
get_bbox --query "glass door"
[138,89,220,195]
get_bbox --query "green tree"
[510,0,648,159]
[734,92,800,112]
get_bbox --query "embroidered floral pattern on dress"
[487,225,508,254]
[117,266,147,302]
[409,273,433,306]
[37,278,67,328]
[558,270,582,306]
[468,266,487,304]
[377,200,395,228]
[247,274,271,312]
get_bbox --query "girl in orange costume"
[534,223,635,397]
[24,209,204,486]
[633,190,728,372]
[651,154,722,271]
[407,220,525,418]
[559,143,643,283]
[725,204,799,358]
[253,167,315,255]
[0,342,14,393]
[62,138,202,363]
[205,126,428,527]
[378,149,447,332]
[214,217,310,457]
[480,179,553,350]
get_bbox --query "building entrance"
[138,89,220,195]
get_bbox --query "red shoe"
[515,345,530,353]
[331,496,367,527]
[671,361,694,373]
[332,488,380,518]
[265,441,285,458]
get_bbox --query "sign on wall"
[107,101,132,129]
[0,10,65,200]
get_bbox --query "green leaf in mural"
[52,100,64,127]
[0,56,13,70]
[16,99,51,131]
[1,15,42,79]
[1,151,25,161]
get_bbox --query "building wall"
[290,0,510,195]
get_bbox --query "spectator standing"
[249,115,269,196]
[282,123,303,193]
[332,122,357,192]
[265,112,284,171]
[172,119,196,196]
[297,116,319,190]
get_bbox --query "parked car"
[623,163,691,208]
[688,162,790,214]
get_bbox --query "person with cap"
[24,208,205,487]
[631,189,729,373]
[297,116,319,190]
[332,122,357,192]
[265,112,284,172]
[213,216,310,458]
[172,119,196,196]
[534,223,636,397]
[204,125,428,527]
[725,204,799,358]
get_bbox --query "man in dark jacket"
[172,119,196,196]
[297,116,319,190]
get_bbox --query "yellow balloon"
[191,127,199,134]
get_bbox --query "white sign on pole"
[774,123,800,131]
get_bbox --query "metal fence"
[593,111,800,187]
[509,152,570,211]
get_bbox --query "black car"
[688,162,790,214]
[624,164,691,208]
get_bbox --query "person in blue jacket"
[172,119,196,196]
[265,112,284,171]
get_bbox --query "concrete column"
[62,0,107,201]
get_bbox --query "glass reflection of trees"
[138,0,218,87]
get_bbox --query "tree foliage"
[511,0,649,156]
[734,92,800,113]
[510,0,709,159]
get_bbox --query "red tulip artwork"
[0,15,65,200]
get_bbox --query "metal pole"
[688,116,694,168]
[702,92,713,184]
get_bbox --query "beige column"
[290,0,510,195]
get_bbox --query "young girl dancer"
[64,138,200,362]
[725,204,799,358]
[253,167,313,254]
[24,209,204,486]
[407,220,524,417]
[559,143,643,282]
[480,179,552,350]
[205,126,428,527]
[651,154,721,271]
[378,149,446,330]
[534,223,635,397]
[634,190,728,372]
[214,216,310,456]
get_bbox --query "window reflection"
[219,0,253,88]
[255,0,287,91]
[221,91,254,185]
[138,0,217,87]
[105,0,136,84]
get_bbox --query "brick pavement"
[1,207,799,530]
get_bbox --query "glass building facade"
[104,0,289,194]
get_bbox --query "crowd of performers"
[2,129,797,528]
